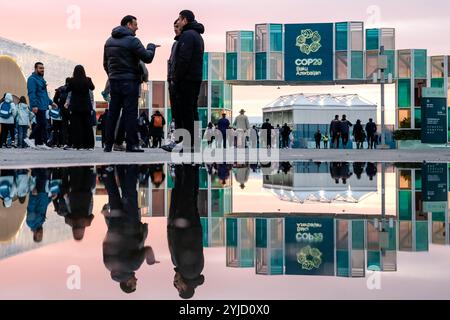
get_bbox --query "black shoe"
[104,145,113,153]
[126,146,145,153]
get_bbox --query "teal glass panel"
[367,251,381,270]
[167,172,174,189]
[415,170,422,191]
[226,52,238,80]
[201,218,209,247]
[226,218,238,247]
[416,221,429,251]
[202,53,209,81]
[256,52,267,80]
[337,250,349,277]
[335,22,348,51]
[366,29,379,51]
[224,84,232,109]
[431,78,445,88]
[167,108,172,127]
[414,107,421,129]
[269,24,283,52]
[414,50,427,79]
[352,221,365,250]
[387,224,397,251]
[199,166,208,189]
[240,31,254,52]
[211,189,232,217]
[385,50,395,78]
[211,81,224,108]
[448,107,450,142]
[399,190,412,220]
[398,79,411,108]
[198,108,208,130]
[271,249,284,274]
[433,212,446,222]
[256,219,268,248]
[351,51,364,79]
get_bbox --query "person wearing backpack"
[48,102,63,148]
[53,79,71,148]
[0,93,18,149]
[150,110,166,148]
[15,96,35,148]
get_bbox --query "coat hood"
[4,93,13,103]
[111,26,135,38]
[183,21,205,34]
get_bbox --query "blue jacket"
[217,118,230,133]
[27,72,53,110]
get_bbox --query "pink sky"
[2,0,450,117]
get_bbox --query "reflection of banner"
[422,163,448,212]
[421,87,447,144]
[284,23,334,82]
[285,217,334,276]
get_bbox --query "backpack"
[153,115,163,128]
[49,108,61,119]
[0,101,12,119]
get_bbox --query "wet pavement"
[0,161,450,300]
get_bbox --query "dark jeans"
[332,134,340,149]
[106,80,140,148]
[367,134,375,149]
[61,110,71,147]
[30,109,48,146]
[70,112,94,149]
[17,125,28,148]
[282,136,290,148]
[315,140,321,149]
[341,133,349,149]
[0,123,15,147]
[50,120,63,147]
[172,81,201,147]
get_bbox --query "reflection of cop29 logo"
[297,246,322,270]
[296,29,322,55]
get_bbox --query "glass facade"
[255,24,283,80]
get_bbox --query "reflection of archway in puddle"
[0,202,27,244]
[0,55,28,103]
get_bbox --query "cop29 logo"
[296,246,322,270]
[296,29,322,55]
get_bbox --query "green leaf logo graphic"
[296,29,322,55]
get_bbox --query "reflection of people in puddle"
[353,162,365,180]
[26,169,51,243]
[64,167,95,241]
[149,164,166,188]
[102,165,158,294]
[168,165,205,300]
[366,163,378,181]
[233,164,250,190]
[0,169,17,208]
[330,162,353,184]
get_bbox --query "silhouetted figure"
[366,163,378,181]
[26,169,51,242]
[353,162,365,180]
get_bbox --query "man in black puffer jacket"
[163,10,205,153]
[103,15,157,153]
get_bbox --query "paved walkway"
[0,147,449,168]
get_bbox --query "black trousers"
[172,81,201,147]
[106,80,140,148]
[70,112,94,149]
[50,120,63,147]
[0,123,15,147]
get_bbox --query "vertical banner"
[284,23,334,82]
[285,217,335,276]
[421,87,447,144]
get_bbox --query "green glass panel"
[199,166,208,189]
[414,50,427,79]
[226,52,238,80]
[211,81,224,108]
[351,51,364,79]
[226,218,238,247]
[388,225,397,251]
[366,29,379,51]
[211,189,232,217]
[256,219,268,248]
[240,31,254,52]
[335,22,348,51]
[198,108,208,130]
[269,24,283,52]
[398,79,411,108]
[352,220,365,250]
[367,251,381,270]
[241,248,255,267]
[271,249,284,274]
[414,107,421,129]
[201,218,209,247]
[202,53,209,81]
[416,221,429,251]
[431,78,445,88]
[167,108,172,127]
[415,170,422,190]
[399,190,412,220]
[256,52,267,80]
[167,172,174,189]
[337,250,349,277]
[433,212,446,222]
[385,50,395,78]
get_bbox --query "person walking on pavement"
[353,119,364,150]
[97,109,109,148]
[233,109,250,148]
[314,129,322,149]
[340,114,353,149]
[329,115,341,149]
[0,93,17,148]
[322,133,329,149]
[15,96,35,149]
[103,15,158,153]
[162,10,205,153]
[167,19,182,132]
[26,62,58,150]
[365,118,377,150]
[281,123,291,149]
[53,78,71,148]
[261,119,273,149]
[217,112,230,149]
[150,110,166,148]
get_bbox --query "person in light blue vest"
[15,96,35,148]
[0,93,18,148]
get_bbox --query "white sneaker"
[36,144,52,150]
[24,138,36,149]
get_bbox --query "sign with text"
[421,87,447,144]
[284,23,334,82]
[422,163,448,212]
[285,217,335,276]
